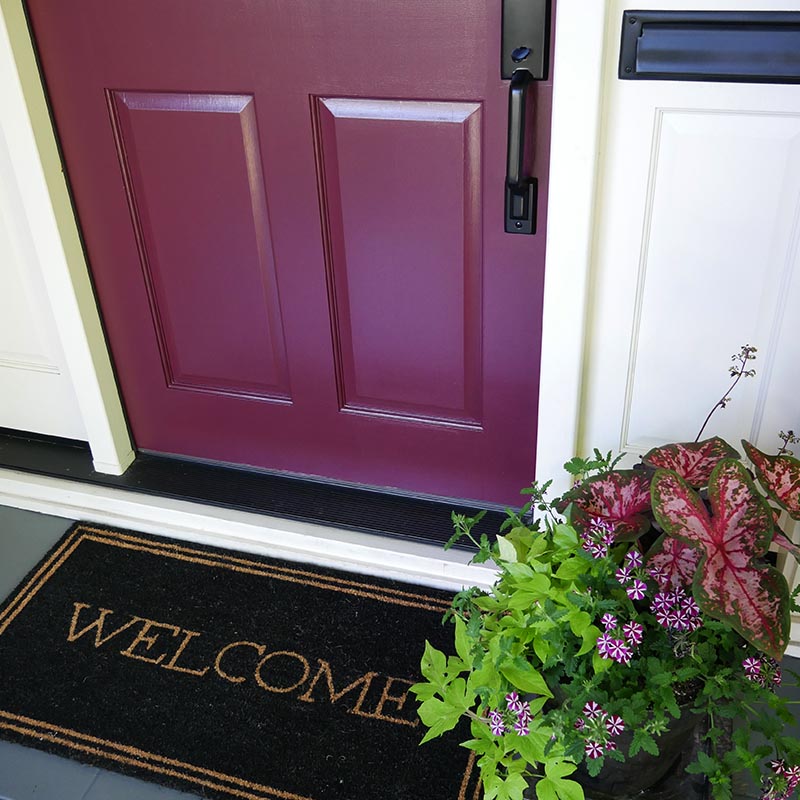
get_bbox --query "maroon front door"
[27,2,553,506]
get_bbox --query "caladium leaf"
[651,460,790,659]
[772,530,800,565]
[558,471,652,541]
[742,440,800,520]
[642,437,739,487]
[646,534,700,589]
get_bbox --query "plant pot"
[524,709,705,800]
[574,708,702,800]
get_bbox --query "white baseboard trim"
[2,468,798,656]
[0,468,497,592]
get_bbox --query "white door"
[582,0,800,651]
[0,29,84,441]
[0,125,85,440]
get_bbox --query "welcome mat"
[0,523,478,800]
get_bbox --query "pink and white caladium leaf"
[642,437,739,488]
[651,459,790,659]
[742,440,800,520]
[772,530,800,565]
[558,471,652,541]
[646,534,700,589]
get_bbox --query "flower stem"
[694,346,756,442]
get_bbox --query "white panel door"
[583,0,800,649]
[0,122,85,440]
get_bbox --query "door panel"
[315,98,483,425]
[109,91,291,402]
[26,1,553,505]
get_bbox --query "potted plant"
[412,347,800,800]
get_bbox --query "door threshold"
[0,428,504,550]
[0,466,497,591]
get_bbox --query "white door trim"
[0,0,133,474]
[536,1,609,495]
[0,0,606,491]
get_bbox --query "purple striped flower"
[607,639,631,663]
[649,565,667,585]
[616,565,633,583]
[622,620,643,645]
[585,741,604,759]
[626,579,647,601]
[488,709,506,736]
[505,691,522,712]
[601,613,618,631]
[606,715,624,736]
[513,719,530,736]
[596,632,614,656]
[625,549,643,568]
[583,701,603,719]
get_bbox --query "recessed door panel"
[110,91,290,402]
[315,98,483,426]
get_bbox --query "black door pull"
[502,0,549,235]
[505,70,536,234]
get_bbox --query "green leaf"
[409,680,438,701]
[556,558,587,582]
[515,728,551,764]
[496,534,519,563]
[545,761,577,779]
[630,729,659,757]
[420,641,447,683]
[417,696,464,743]
[592,650,612,674]
[537,777,584,800]
[535,778,559,800]
[568,610,592,636]
[499,773,529,800]
[553,524,579,551]
[454,616,472,664]
[500,663,553,697]
[577,625,600,656]
[533,636,551,663]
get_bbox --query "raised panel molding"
[108,91,291,403]
[313,97,484,427]
[621,108,800,453]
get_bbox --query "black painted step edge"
[0,428,506,551]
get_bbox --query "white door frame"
[0,0,606,493]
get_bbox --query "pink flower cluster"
[760,760,800,800]
[614,549,649,600]
[581,517,616,559]
[651,587,702,632]
[488,691,533,736]
[596,614,643,665]
[743,655,782,688]
[574,701,625,759]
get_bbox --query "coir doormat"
[0,523,478,800]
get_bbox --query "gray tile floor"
[0,504,797,799]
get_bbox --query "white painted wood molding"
[535,0,608,497]
[0,469,498,592]
[0,0,133,474]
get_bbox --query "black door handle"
[505,70,537,234]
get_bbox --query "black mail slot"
[620,10,800,83]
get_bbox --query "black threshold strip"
[0,428,505,550]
